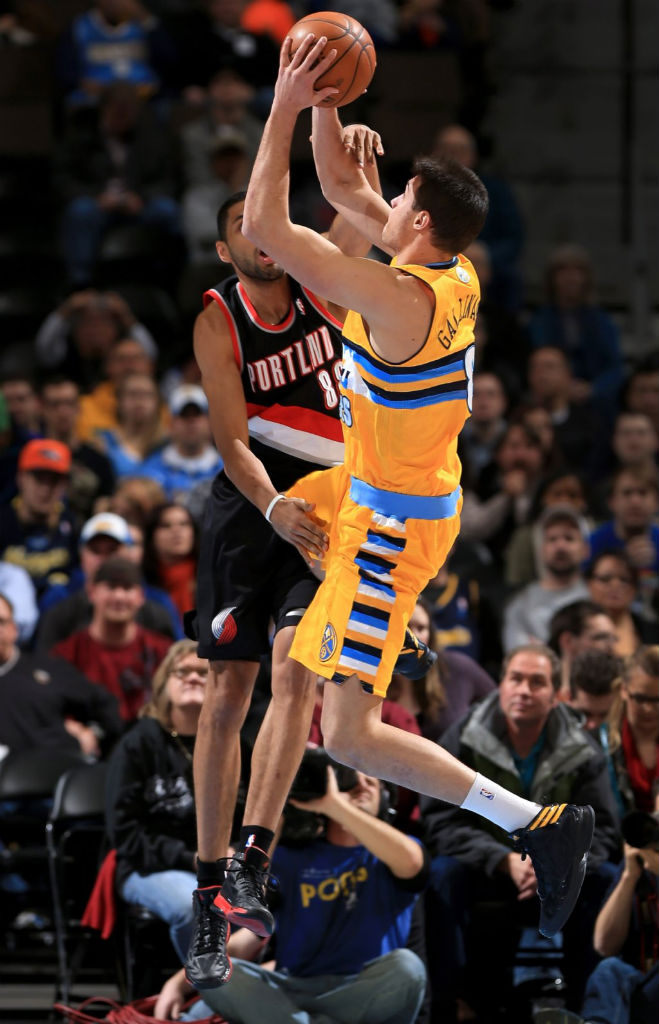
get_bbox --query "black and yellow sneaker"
[512,803,595,938]
[394,628,437,680]
[213,853,275,939]
[185,886,232,989]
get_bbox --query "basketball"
[287,12,376,108]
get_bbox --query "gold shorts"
[286,467,461,698]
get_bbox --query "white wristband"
[264,493,286,523]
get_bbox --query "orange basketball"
[287,11,376,108]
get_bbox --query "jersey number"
[339,395,353,427]
[316,368,339,410]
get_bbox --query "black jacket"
[421,692,621,877]
[0,651,122,755]
[105,716,196,889]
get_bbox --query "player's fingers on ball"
[301,35,327,69]
[281,36,293,65]
[291,32,315,66]
[315,46,338,76]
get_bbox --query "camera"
[281,748,359,846]
[621,810,659,851]
[287,747,359,802]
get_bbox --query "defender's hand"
[342,124,384,166]
[269,495,328,564]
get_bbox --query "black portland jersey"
[204,275,345,490]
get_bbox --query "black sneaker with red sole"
[212,853,275,939]
[185,885,233,989]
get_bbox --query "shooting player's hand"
[269,496,328,566]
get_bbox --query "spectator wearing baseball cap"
[0,439,79,600]
[142,384,222,501]
[37,513,184,650]
[502,505,591,652]
[52,556,172,721]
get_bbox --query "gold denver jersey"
[339,254,479,504]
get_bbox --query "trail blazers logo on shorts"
[319,622,337,662]
[212,606,238,645]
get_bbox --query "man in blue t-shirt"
[141,384,222,501]
[155,764,428,1024]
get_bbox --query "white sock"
[461,773,542,833]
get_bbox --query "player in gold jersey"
[237,33,595,945]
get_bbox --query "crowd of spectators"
[0,2,657,1023]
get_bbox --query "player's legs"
[242,625,317,832]
[194,659,259,863]
[320,674,595,940]
[186,658,258,990]
[214,628,318,939]
[321,673,476,803]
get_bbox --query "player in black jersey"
[183,130,403,988]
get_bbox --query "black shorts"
[193,472,319,662]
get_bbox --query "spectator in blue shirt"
[155,760,428,1024]
[142,385,222,500]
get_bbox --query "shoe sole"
[213,891,274,939]
[539,806,595,938]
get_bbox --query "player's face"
[216,202,286,282]
[383,177,418,250]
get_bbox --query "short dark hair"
[585,548,639,589]
[93,556,143,588]
[608,464,659,497]
[570,649,623,699]
[411,156,489,254]
[216,190,247,242]
[547,599,608,653]
[39,375,79,397]
[1,371,36,390]
[501,643,562,691]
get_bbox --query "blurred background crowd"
[0,1,656,1023]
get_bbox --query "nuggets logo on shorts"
[212,606,238,645]
[319,622,337,662]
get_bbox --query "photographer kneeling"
[156,749,428,1024]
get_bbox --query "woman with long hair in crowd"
[94,372,166,477]
[106,640,207,964]
[143,503,198,623]
[598,645,659,819]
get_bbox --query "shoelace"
[224,858,269,899]
[194,895,228,955]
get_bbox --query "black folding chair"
[0,748,90,976]
[45,760,114,1003]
